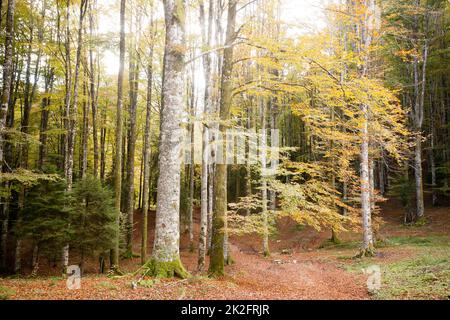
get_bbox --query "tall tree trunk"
[16,0,37,272]
[62,0,72,181]
[100,100,107,181]
[0,0,16,272]
[269,97,278,213]
[111,0,126,271]
[358,0,375,256]
[360,104,374,255]
[81,79,88,179]
[125,21,140,257]
[21,2,34,170]
[198,0,214,271]
[209,0,236,277]
[244,105,253,217]
[187,59,196,252]
[66,0,88,189]
[89,1,99,178]
[63,0,88,274]
[260,99,270,257]
[145,0,188,278]
[429,92,437,206]
[412,0,428,220]
[141,41,154,265]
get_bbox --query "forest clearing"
[0,0,449,302]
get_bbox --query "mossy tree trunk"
[146,0,188,279]
[209,0,236,277]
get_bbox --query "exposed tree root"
[330,229,341,245]
[355,246,376,258]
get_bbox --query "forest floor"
[0,196,449,300]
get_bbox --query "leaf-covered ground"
[1,198,449,300]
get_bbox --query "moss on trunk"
[142,258,190,279]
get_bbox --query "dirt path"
[220,243,368,299]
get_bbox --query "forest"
[0,0,449,300]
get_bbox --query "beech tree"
[111,0,126,272]
[142,0,189,278]
[209,0,237,277]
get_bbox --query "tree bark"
[63,0,88,274]
[0,0,16,272]
[260,99,270,257]
[209,0,237,277]
[88,1,99,178]
[81,79,88,179]
[197,0,214,271]
[412,0,428,220]
[360,104,374,254]
[0,0,16,173]
[125,20,140,257]
[145,0,188,278]
[187,59,195,252]
[100,99,107,181]
[357,0,375,256]
[111,0,126,271]
[21,3,35,169]
[141,42,154,265]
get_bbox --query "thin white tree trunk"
[198,0,214,271]
[260,101,270,257]
[207,165,214,250]
[141,15,154,264]
[187,63,195,251]
[63,0,88,274]
[361,104,374,253]
[358,0,375,255]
